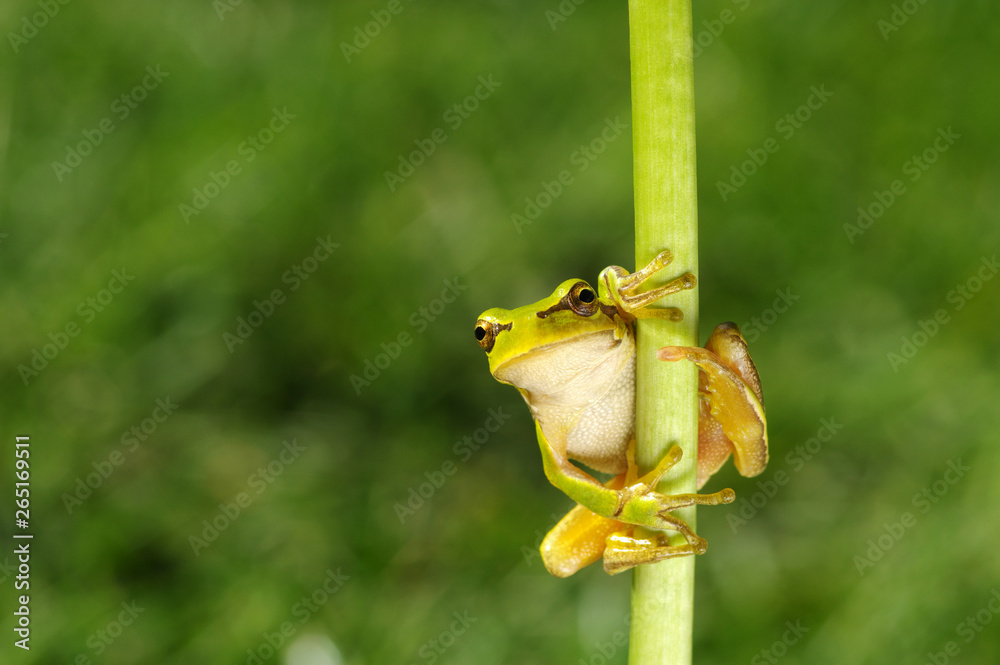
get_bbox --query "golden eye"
[475,319,509,353]
[569,283,599,316]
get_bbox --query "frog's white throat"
[495,330,635,475]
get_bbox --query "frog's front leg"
[534,422,733,540]
[658,322,768,488]
[600,250,697,321]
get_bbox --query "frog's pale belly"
[563,351,634,474]
[495,330,635,475]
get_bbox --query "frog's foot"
[615,445,734,549]
[600,250,697,321]
[630,487,734,553]
[603,530,701,575]
[541,455,733,577]
[658,322,768,488]
[540,506,717,578]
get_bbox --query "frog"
[474,250,768,577]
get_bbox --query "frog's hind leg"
[658,322,768,488]
[540,499,704,577]
[541,501,625,578]
[602,530,700,575]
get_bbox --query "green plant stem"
[628,0,699,664]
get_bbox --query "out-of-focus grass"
[1,1,999,663]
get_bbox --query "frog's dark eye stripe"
[536,282,601,319]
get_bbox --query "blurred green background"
[2,0,999,663]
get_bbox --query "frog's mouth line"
[492,329,623,372]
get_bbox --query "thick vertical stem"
[627,1,699,664]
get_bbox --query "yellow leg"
[541,444,735,577]
[541,474,627,578]
[602,530,701,576]
[658,322,768,484]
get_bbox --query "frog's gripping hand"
[600,250,697,322]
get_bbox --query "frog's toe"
[603,531,701,575]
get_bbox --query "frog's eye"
[568,283,599,317]
[475,319,509,353]
[474,322,493,351]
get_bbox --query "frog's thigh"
[541,503,624,578]
[602,530,699,575]
[704,322,763,403]
[659,323,767,481]
[696,398,736,490]
[540,472,629,577]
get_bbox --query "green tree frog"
[474,251,768,577]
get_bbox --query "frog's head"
[474,278,626,387]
